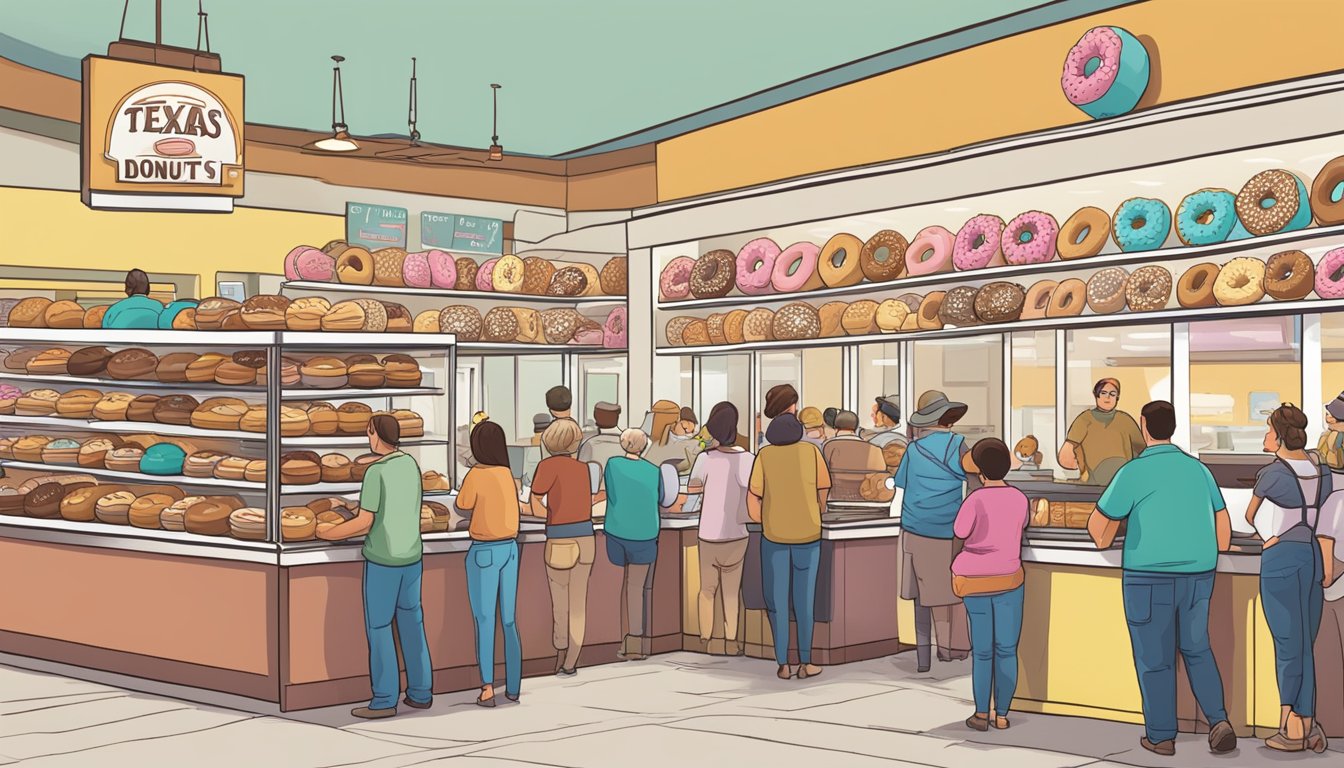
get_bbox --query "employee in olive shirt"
[1059,378,1145,485]
[317,414,432,719]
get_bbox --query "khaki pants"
[697,538,748,642]
[545,536,596,671]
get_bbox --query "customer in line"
[1314,485,1344,740]
[101,268,164,329]
[893,390,971,671]
[749,409,830,680]
[799,407,827,448]
[604,429,665,660]
[953,438,1029,733]
[318,414,432,719]
[578,401,624,486]
[686,402,752,655]
[756,384,800,447]
[823,410,887,502]
[643,400,693,471]
[823,407,840,441]
[537,385,576,463]
[531,419,597,677]
[1087,400,1236,756]
[456,419,523,706]
[1317,393,1344,471]
[867,395,906,450]
[1245,404,1330,752]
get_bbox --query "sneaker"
[1141,737,1175,756]
[401,697,432,710]
[557,667,577,677]
[351,706,397,719]
[1208,720,1237,754]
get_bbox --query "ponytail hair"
[1269,403,1309,451]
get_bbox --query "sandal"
[475,693,496,708]
[797,664,823,680]
[992,716,1010,730]
[777,665,795,680]
[1309,723,1328,754]
[965,714,990,732]
[1265,729,1306,752]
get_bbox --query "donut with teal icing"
[1112,197,1171,252]
[1175,189,1238,246]
[1060,26,1150,119]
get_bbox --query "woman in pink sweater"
[953,438,1029,732]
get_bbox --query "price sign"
[346,202,408,249]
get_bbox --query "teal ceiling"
[4,0,1067,155]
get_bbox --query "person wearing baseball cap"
[1318,393,1344,471]
[869,395,907,450]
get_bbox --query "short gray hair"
[619,428,649,455]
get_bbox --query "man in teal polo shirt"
[1087,400,1236,757]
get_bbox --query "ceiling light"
[488,83,504,161]
[312,55,358,153]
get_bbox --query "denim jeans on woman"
[466,539,522,696]
[760,538,820,666]
[963,585,1024,717]
[364,561,433,710]
[1260,538,1325,717]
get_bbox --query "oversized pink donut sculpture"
[476,258,499,292]
[1315,246,1344,300]
[736,238,780,296]
[402,251,432,288]
[426,249,457,289]
[904,226,956,276]
[953,215,1006,271]
[1060,26,1150,119]
[659,256,696,301]
[1002,211,1060,265]
[771,242,823,293]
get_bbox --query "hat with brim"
[907,390,967,428]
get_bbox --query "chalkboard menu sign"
[421,211,504,255]
[346,202,408,249]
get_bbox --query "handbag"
[952,568,1024,598]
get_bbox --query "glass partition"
[575,354,628,433]
[1190,316,1300,454]
[1322,314,1344,456]
[1063,324,1170,478]
[699,354,751,441]
[1010,330,1056,471]
[858,342,901,435]
[912,335,1003,446]
[653,355,693,415]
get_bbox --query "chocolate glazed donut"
[1311,155,1344,226]
[690,250,736,298]
[1177,263,1219,309]
[1264,250,1315,301]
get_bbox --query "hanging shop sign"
[421,211,504,255]
[81,56,245,212]
[1059,26,1151,119]
[346,202,409,250]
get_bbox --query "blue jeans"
[964,585,1024,717]
[466,539,522,696]
[363,560,433,710]
[1260,540,1324,717]
[761,538,820,666]
[1122,570,1229,743]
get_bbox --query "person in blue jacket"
[101,269,163,329]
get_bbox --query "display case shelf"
[0,414,257,441]
[280,386,444,401]
[0,460,265,491]
[282,436,449,448]
[0,371,265,393]
[458,341,614,354]
[282,280,626,307]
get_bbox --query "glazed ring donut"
[743,308,775,342]
[1315,247,1344,300]
[1047,279,1087,317]
[841,300,879,336]
[1212,257,1266,306]
[736,238,780,295]
[860,230,908,282]
[1175,189,1238,246]
[1022,280,1058,319]
[335,247,374,285]
[722,309,749,345]
[1236,169,1311,236]
[905,226,956,276]
[660,257,696,301]
[1264,250,1315,301]
[1310,155,1344,226]
[665,317,695,346]
[1177,263,1219,308]
[818,233,866,287]
[772,242,824,293]
[681,320,711,347]
[917,292,945,330]
[1002,211,1058,264]
[1125,266,1173,312]
[690,250,736,299]
[1087,268,1129,314]
[1058,207,1110,260]
[818,302,847,337]
[973,282,1026,324]
[1112,198,1171,252]
[705,313,728,346]
[939,286,980,327]
[952,215,1005,271]
[875,299,910,333]
[772,302,822,340]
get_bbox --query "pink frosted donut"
[953,215,1006,271]
[772,242,823,293]
[294,247,335,281]
[904,226,956,276]
[1062,27,1124,105]
[1002,211,1059,265]
[1315,246,1344,300]
[0,384,20,401]
[603,306,627,349]
[402,251,432,288]
[284,246,308,280]
[571,325,604,345]
[476,258,499,292]
[736,238,780,295]
[660,256,695,301]
[426,249,457,289]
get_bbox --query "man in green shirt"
[1087,400,1236,757]
[317,414,431,719]
[101,269,165,329]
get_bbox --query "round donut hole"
[1195,209,1215,226]
[1073,226,1090,245]
[1229,273,1251,290]
[1260,195,1278,210]
[1017,230,1034,244]
[1191,272,1209,291]
[1331,181,1344,204]
[830,249,848,268]
[972,234,986,250]
[1058,292,1077,310]
[1330,263,1344,283]
[1084,56,1103,77]
[753,259,765,271]
[917,247,935,263]
[873,247,892,264]
[1130,217,1147,230]
[784,257,803,277]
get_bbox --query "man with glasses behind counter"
[1058,378,1146,485]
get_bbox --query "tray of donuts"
[0,474,264,534]
[285,242,628,297]
[435,304,626,348]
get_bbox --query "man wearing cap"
[823,410,887,501]
[799,407,827,448]
[892,390,972,671]
[868,395,907,450]
[579,402,624,489]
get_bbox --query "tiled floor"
[0,653,1339,767]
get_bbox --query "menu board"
[421,211,504,255]
[346,202,408,250]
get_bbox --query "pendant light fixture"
[313,55,359,152]
[488,83,504,161]
[407,57,420,146]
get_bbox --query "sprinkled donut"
[1314,247,1344,300]
[1087,268,1129,314]
[1236,170,1312,236]
[841,301,879,336]
[743,308,775,342]
[939,286,981,327]
[476,258,499,291]
[1112,198,1171,252]
[1175,189,1239,246]
[665,317,695,346]
[1264,250,1315,301]
[736,238,781,295]
[952,215,1006,271]
[875,300,909,333]
[659,257,696,301]
[402,251,432,288]
[1310,155,1344,226]
[1060,26,1151,119]
[772,242,824,293]
[1058,207,1110,260]
[548,267,590,297]
[1002,212,1059,264]
[917,292,945,330]
[772,302,822,340]
[905,226,956,276]
[1125,266,1172,312]
[1023,280,1058,319]
[1176,264,1219,308]
[438,306,483,342]
[860,230,908,283]
[973,282,1026,324]
[819,233,866,288]
[426,250,457,289]
[817,302,847,337]
[1213,257,1266,306]
[691,250,736,299]
[1047,279,1087,317]
[722,310,749,345]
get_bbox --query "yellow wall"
[0,187,340,296]
[1191,362,1301,426]
[657,0,1344,200]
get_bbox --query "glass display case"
[1010,330,1057,471]
[912,335,1002,446]
[857,342,901,435]
[1190,316,1301,455]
